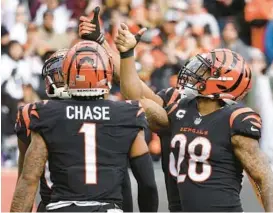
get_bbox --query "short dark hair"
[43,10,54,19]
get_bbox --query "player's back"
[29,99,146,206]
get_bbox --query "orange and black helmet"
[62,41,114,97]
[177,49,252,101]
[42,49,70,98]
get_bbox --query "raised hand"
[79,6,104,44]
[115,23,147,53]
[79,16,95,37]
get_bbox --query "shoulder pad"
[14,103,34,144]
[230,106,262,140]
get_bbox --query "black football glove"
[81,6,105,44]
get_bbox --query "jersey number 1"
[79,123,97,184]
[169,134,212,182]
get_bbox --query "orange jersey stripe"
[30,109,39,119]
[242,114,262,124]
[16,110,21,127]
[250,121,262,129]
[229,107,254,127]
[167,103,178,115]
[136,108,144,117]
[22,104,31,136]
[167,89,179,106]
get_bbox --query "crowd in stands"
[1,0,273,168]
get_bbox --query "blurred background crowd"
[1,0,273,168]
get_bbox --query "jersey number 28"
[169,134,212,182]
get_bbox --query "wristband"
[120,48,134,59]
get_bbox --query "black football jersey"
[166,97,262,212]
[15,103,52,205]
[157,87,182,211]
[28,99,147,206]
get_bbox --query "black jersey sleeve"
[157,87,180,107]
[29,100,57,136]
[14,103,33,145]
[230,107,262,140]
[118,100,148,130]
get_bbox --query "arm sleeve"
[230,109,262,140]
[14,104,33,145]
[130,153,159,212]
[121,170,133,212]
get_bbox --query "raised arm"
[232,135,273,211]
[115,23,164,105]
[78,12,164,106]
[10,131,48,212]
[139,98,169,132]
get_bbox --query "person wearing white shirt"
[34,0,71,34]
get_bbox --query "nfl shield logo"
[194,117,202,125]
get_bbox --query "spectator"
[221,20,251,62]
[24,23,39,57]
[246,48,273,170]
[114,0,131,16]
[36,10,71,55]
[66,0,88,19]
[146,3,163,29]
[185,0,220,46]
[204,0,246,30]
[1,25,10,55]
[1,0,19,32]
[137,50,155,83]
[9,4,29,45]
[35,0,71,34]
[161,8,183,44]
[1,41,32,99]
[1,41,33,165]
[244,0,273,51]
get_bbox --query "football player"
[15,49,70,212]
[115,23,273,212]
[14,50,136,213]
[11,41,159,212]
[78,8,182,211]
[78,7,137,212]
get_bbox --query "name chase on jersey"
[66,106,110,120]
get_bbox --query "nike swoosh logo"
[251,126,259,132]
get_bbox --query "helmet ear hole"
[212,69,220,78]
[198,83,206,91]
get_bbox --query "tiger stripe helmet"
[177,48,252,101]
[62,41,114,97]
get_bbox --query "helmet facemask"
[42,55,71,99]
[177,55,211,96]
